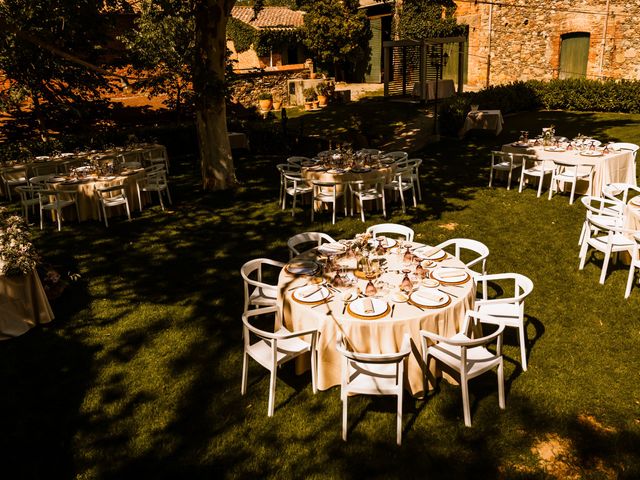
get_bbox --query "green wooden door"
[365,17,382,83]
[559,33,590,79]
[443,41,467,84]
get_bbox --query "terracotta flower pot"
[312,100,319,109]
[304,102,313,111]
[273,101,282,111]
[259,99,273,111]
[317,95,328,107]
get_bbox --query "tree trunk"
[194,0,237,191]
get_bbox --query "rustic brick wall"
[454,0,640,87]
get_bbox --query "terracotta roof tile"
[231,6,304,29]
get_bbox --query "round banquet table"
[49,170,147,222]
[624,198,640,231]
[502,143,636,196]
[277,241,476,396]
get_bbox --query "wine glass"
[400,269,413,293]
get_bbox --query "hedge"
[440,78,640,135]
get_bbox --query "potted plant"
[303,87,316,111]
[257,92,273,111]
[272,94,282,111]
[316,82,330,107]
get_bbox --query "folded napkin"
[414,291,444,303]
[362,298,374,314]
[438,270,465,279]
[420,246,442,258]
[320,243,345,253]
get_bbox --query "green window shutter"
[559,33,590,79]
[365,17,382,83]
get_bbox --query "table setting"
[278,232,476,395]
[502,128,637,195]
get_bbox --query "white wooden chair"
[405,158,423,201]
[336,333,411,445]
[383,151,409,162]
[518,154,553,197]
[28,174,55,186]
[137,164,171,211]
[434,238,489,277]
[420,311,505,427]
[279,168,312,218]
[94,184,131,227]
[142,147,169,173]
[38,189,80,231]
[579,215,636,284]
[242,306,318,417]
[578,196,624,247]
[383,164,417,214]
[15,185,43,223]
[602,183,640,206]
[1,167,28,201]
[240,258,285,313]
[474,273,534,371]
[286,156,311,166]
[625,233,640,298]
[489,151,522,190]
[548,160,594,205]
[366,223,414,242]
[311,180,346,225]
[348,176,386,222]
[287,232,336,258]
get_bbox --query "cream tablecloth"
[412,79,455,100]
[461,110,504,136]
[278,243,476,396]
[50,170,146,222]
[0,270,54,340]
[502,144,636,196]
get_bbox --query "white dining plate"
[390,291,409,303]
[630,196,640,206]
[410,289,449,308]
[368,237,398,249]
[349,297,388,317]
[413,246,447,261]
[431,268,469,284]
[293,285,330,303]
[580,151,603,157]
[285,260,319,275]
[317,242,347,255]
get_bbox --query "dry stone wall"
[454,0,640,86]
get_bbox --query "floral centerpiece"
[542,125,556,146]
[0,208,39,277]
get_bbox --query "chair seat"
[42,199,75,210]
[493,161,520,171]
[523,165,552,176]
[345,362,400,395]
[7,177,28,185]
[384,180,413,191]
[247,330,311,369]
[249,285,277,305]
[555,169,592,181]
[475,303,520,325]
[428,333,501,378]
[354,188,382,200]
[315,191,343,202]
[101,195,128,207]
[588,234,636,250]
[21,198,40,207]
[286,185,312,195]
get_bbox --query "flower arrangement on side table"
[0,207,39,277]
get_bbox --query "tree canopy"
[302,0,371,78]
[397,0,467,39]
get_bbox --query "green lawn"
[1,108,640,478]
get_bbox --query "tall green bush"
[439,78,640,135]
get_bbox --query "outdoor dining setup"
[0,143,171,230]
[241,224,534,444]
[278,148,421,223]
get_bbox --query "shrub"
[303,87,317,101]
[0,208,39,276]
[316,81,331,96]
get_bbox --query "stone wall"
[454,0,640,87]
[228,70,307,109]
